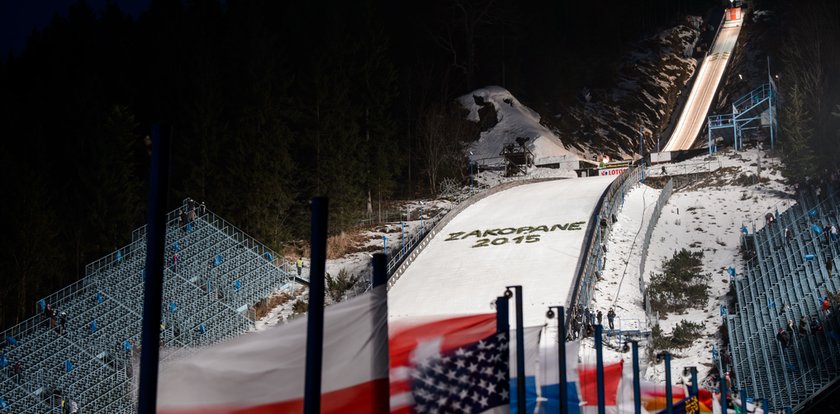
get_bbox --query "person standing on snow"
[296,258,304,278]
[607,308,616,330]
[596,310,603,326]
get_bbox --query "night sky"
[0,0,150,58]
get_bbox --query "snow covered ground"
[584,147,793,385]
[459,86,580,170]
[388,176,616,326]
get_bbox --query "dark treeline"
[0,0,708,330]
[775,0,840,181]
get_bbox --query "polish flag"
[388,313,499,413]
[156,285,389,414]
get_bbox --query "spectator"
[596,310,603,325]
[799,316,809,336]
[13,361,22,384]
[296,258,304,278]
[811,318,823,335]
[44,303,54,328]
[785,227,792,245]
[765,212,775,226]
[583,307,592,325]
[832,225,838,242]
[823,297,831,315]
[68,399,78,414]
[787,319,796,338]
[59,312,67,335]
[778,304,786,316]
[607,308,616,330]
[776,329,789,348]
[571,314,580,339]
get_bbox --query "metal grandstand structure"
[707,80,777,153]
[727,188,840,412]
[0,199,293,413]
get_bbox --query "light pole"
[469,151,475,195]
[656,351,673,414]
[505,286,526,414]
[631,341,642,414]
[547,306,568,414]
[419,201,425,229]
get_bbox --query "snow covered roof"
[458,86,578,169]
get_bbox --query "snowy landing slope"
[459,86,579,170]
[388,176,616,327]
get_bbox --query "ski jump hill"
[663,7,743,152]
[388,176,616,326]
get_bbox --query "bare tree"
[419,105,475,195]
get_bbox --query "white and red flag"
[156,285,389,414]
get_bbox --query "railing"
[705,12,727,59]
[732,84,772,114]
[638,178,674,328]
[648,158,722,177]
[567,165,645,334]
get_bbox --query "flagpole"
[721,369,727,414]
[632,341,641,414]
[372,253,388,287]
[497,297,510,333]
[664,352,673,414]
[690,367,698,397]
[371,253,389,413]
[505,285,526,414]
[304,197,328,414]
[137,125,170,414]
[137,124,170,414]
[595,324,605,414]
[740,388,748,414]
[547,306,568,414]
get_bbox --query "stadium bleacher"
[0,199,292,413]
[727,187,840,411]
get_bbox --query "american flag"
[408,331,509,414]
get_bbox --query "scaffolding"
[707,79,778,153]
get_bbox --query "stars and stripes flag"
[409,331,510,413]
[389,313,510,414]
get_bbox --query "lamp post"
[419,201,425,229]
[657,351,673,414]
[631,341,642,414]
[469,151,475,195]
[401,219,405,256]
[547,306,568,414]
[505,286,526,414]
[595,324,605,414]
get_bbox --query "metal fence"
[638,178,674,328]
[567,165,645,334]
[648,158,722,178]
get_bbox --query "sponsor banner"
[599,167,628,176]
